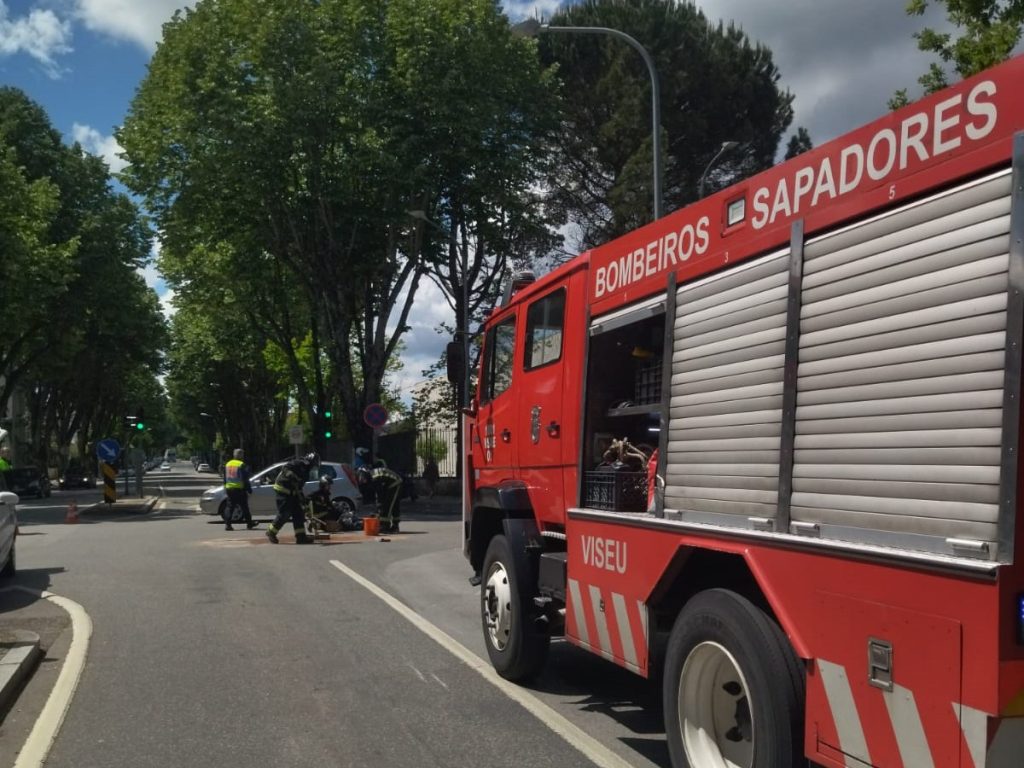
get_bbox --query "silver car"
[0,473,19,577]
[199,460,360,520]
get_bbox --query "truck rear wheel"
[664,589,804,768]
[480,534,549,681]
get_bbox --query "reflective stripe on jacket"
[273,465,305,496]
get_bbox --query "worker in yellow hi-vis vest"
[223,449,256,531]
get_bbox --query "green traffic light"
[324,431,332,439]
[136,423,145,431]
[324,410,332,419]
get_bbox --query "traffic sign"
[96,438,121,463]
[288,425,305,445]
[363,403,388,429]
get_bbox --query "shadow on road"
[0,566,67,610]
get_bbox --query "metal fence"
[377,426,458,477]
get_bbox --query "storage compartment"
[580,305,664,512]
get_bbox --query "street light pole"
[513,19,662,221]
[698,141,740,199]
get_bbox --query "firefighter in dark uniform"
[266,452,318,544]
[371,459,403,534]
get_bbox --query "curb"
[81,496,159,516]
[0,630,41,717]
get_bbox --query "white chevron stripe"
[883,684,934,768]
[611,592,638,670]
[818,660,871,766]
[589,584,613,657]
[567,578,590,646]
[954,702,988,768]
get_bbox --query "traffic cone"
[65,500,79,524]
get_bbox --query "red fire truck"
[455,53,1024,768]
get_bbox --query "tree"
[0,88,165,469]
[890,0,1024,108]
[784,127,813,160]
[539,0,794,248]
[119,0,559,451]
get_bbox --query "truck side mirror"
[446,340,464,386]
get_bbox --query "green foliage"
[0,87,165,468]
[416,432,449,463]
[540,0,794,247]
[119,0,559,450]
[893,0,1024,104]
[784,127,813,160]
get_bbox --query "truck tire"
[664,589,804,768]
[480,534,549,681]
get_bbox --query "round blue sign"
[363,403,388,429]
[96,438,121,463]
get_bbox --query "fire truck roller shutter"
[791,169,1012,552]
[665,249,791,520]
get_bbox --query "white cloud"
[695,0,951,147]
[504,1,563,20]
[0,1,73,77]
[71,122,128,173]
[159,288,176,320]
[70,0,189,52]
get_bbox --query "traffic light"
[136,407,145,431]
[323,409,332,439]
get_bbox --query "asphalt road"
[8,464,669,768]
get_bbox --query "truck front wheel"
[664,589,804,768]
[480,534,549,681]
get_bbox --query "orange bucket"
[363,516,379,536]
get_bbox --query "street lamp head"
[200,412,213,418]
[407,209,428,221]
[721,141,740,152]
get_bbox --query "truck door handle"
[501,428,512,443]
[547,421,560,438]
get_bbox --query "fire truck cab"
[460,55,1024,768]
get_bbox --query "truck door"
[516,287,569,522]
[473,312,519,485]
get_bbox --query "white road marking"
[430,673,449,690]
[407,662,427,682]
[330,559,635,768]
[0,586,92,768]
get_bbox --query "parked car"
[59,468,96,490]
[0,471,17,577]
[200,460,360,521]
[3,467,51,498]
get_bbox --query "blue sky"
[0,0,950,395]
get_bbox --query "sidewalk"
[0,589,70,726]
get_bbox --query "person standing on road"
[423,457,439,498]
[223,448,257,531]
[371,460,403,534]
[266,452,318,544]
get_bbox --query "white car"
[199,460,360,521]
[0,473,19,577]
[160,462,172,471]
